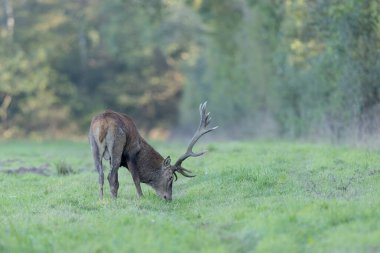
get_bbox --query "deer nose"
[163,195,172,201]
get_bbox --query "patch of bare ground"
[3,164,50,176]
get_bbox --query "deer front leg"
[127,160,143,197]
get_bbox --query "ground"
[0,140,379,253]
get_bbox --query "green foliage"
[0,140,380,252]
[0,43,74,138]
[271,0,380,138]
[180,0,380,140]
[0,0,199,137]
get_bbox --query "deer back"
[90,111,164,174]
[90,111,142,162]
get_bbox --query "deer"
[89,102,218,201]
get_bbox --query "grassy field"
[0,140,380,253]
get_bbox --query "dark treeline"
[0,0,379,141]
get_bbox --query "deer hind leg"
[97,160,104,199]
[108,154,121,198]
[106,132,125,198]
[107,158,120,198]
[90,135,104,199]
[107,165,119,198]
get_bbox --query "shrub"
[55,160,74,176]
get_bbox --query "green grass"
[0,140,380,253]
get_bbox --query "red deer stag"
[89,102,217,200]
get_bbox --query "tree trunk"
[1,0,14,40]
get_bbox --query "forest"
[0,0,379,142]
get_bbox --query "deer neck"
[136,139,164,184]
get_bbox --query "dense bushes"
[182,0,380,140]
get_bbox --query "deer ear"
[163,156,171,167]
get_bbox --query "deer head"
[152,102,218,200]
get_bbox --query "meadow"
[0,140,379,253]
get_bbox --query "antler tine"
[174,101,218,168]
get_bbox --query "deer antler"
[173,101,218,178]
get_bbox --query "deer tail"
[98,124,107,143]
